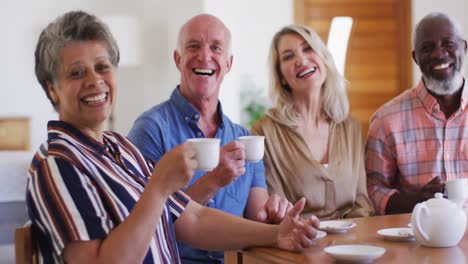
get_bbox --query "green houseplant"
[240,75,268,128]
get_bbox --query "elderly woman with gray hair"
[27,11,321,264]
[251,24,375,220]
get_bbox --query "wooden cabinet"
[0,118,30,150]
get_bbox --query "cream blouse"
[251,115,375,220]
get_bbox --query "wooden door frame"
[294,0,413,92]
[396,0,413,92]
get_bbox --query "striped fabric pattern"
[365,79,468,214]
[26,121,188,263]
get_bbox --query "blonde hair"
[266,24,349,127]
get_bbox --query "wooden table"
[225,214,468,263]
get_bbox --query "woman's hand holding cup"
[150,143,198,196]
[187,138,221,171]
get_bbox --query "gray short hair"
[413,12,465,49]
[35,10,119,107]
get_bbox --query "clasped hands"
[418,176,445,200]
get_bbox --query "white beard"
[423,71,464,95]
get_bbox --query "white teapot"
[411,193,467,247]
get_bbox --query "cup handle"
[414,204,430,241]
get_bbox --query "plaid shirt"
[365,79,468,214]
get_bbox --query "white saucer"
[377,228,415,241]
[312,230,327,241]
[318,220,356,233]
[324,245,386,262]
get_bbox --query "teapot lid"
[424,192,456,208]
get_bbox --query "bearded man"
[365,12,468,215]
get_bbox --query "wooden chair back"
[14,222,38,264]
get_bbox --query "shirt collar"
[170,86,225,128]
[47,120,108,153]
[417,79,438,113]
[417,77,467,113]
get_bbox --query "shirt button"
[185,117,189,121]
[197,132,202,136]
[194,114,199,119]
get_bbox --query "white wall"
[204,0,293,123]
[1,0,292,150]
[412,0,468,85]
[2,0,94,150]
[4,0,467,150]
[115,0,293,132]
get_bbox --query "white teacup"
[446,178,468,207]
[239,136,265,162]
[187,138,221,171]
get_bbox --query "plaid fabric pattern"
[365,79,468,214]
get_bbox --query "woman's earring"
[50,93,58,104]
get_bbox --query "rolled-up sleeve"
[365,114,398,215]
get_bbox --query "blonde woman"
[251,24,374,220]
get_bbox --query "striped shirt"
[26,121,189,263]
[365,79,468,214]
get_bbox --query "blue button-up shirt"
[128,86,266,263]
